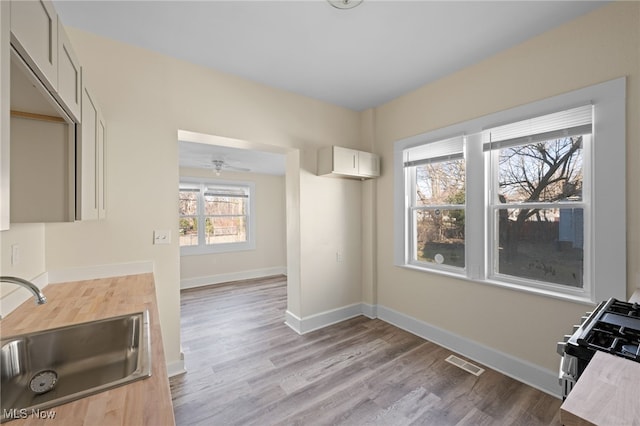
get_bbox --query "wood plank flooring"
[169,276,562,425]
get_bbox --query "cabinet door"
[357,151,380,177]
[1,0,10,230]
[56,21,81,121]
[10,0,58,93]
[97,111,106,219]
[77,82,98,220]
[333,146,359,175]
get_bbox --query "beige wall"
[179,168,286,285]
[371,1,640,372]
[0,223,45,316]
[41,27,363,367]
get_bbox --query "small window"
[179,179,255,255]
[405,136,465,270]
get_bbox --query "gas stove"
[557,298,640,398]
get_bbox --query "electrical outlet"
[153,230,171,245]
[336,250,344,263]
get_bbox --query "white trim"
[166,357,186,378]
[284,310,302,334]
[376,305,560,398]
[47,261,154,284]
[284,303,367,335]
[180,267,287,290]
[361,303,378,319]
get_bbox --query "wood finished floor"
[169,276,562,425]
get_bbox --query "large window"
[394,79,626,303]
[179,179,255,254]
[486,105,590,290]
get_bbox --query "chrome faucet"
[0,276,47,305]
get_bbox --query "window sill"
[396,263,596,307]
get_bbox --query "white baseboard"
[361,303,378,319]
[285,303,367,335]
[47,261,155,284]
[180,266,287,290]
[167,357,186,378]
[376,305,561,398]
[284,310,302,334]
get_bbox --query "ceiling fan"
[209,159,250,176]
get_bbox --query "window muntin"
[179,180,254,254]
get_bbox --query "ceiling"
[52,0,607,173]
[179,141,286,175]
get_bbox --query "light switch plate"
[153,230,171,245]
[11,244,19,266]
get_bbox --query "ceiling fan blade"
[224,164,251,172]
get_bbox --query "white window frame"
[405,137,466,273]
[394,78,626,304]
[179,178,256,255]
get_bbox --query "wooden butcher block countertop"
[560,350,640,425]
[0,273,176,426]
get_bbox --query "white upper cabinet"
[10,0,58,93]
[2,0,104,226]
[77,73,106,221]
[77,77,98,221]
[317,146,380,179]
[97,111,106,219]
[1,1,10,230]
[357,150,380,178]
[332,146,359,175]
[56,21,81,122]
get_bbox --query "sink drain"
[29,370,58,394]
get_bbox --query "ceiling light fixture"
[327,0,363,10]
[212,160,223,176]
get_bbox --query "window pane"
[179,190,198,216]
[205,216,247,244]
[498,137,583,203]
[204,194,246,216]
[415,160,465,206]
[415,209,465,268]
[496,207,583,288]
[179,217,198,247]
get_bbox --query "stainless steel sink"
[0,311,151,422]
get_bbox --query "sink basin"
[0,311,151,422]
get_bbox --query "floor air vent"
[445,355,485,376]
